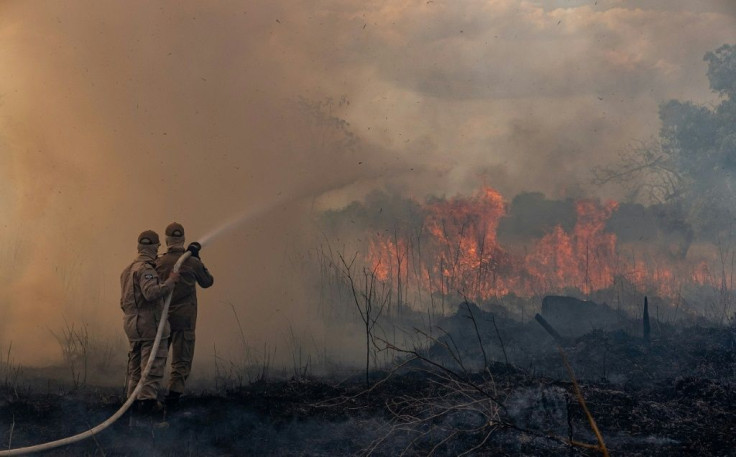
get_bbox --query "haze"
[0,0,734,368]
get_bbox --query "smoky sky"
[0,0,735,366]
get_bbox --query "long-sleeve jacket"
[120,253,175,341]
[155,246,214,331]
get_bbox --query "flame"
[362,185,727,308]
[524,200,618,294]
[422,186,510,297]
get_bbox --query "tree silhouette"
[594,43,736,243]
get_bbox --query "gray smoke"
[0,1,734,370]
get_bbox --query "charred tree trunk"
[365,320,370,386]
[643,296,651,345]
[393,226,403,316]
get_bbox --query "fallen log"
[535,313,569,346]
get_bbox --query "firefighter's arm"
[191,258,214,288]
[139,265,178,301]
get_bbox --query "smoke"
[0,1,734,370]
[0,0,381,367]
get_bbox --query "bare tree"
[338,252,389,387]
[592,139,685,205]
[50,320,90,388]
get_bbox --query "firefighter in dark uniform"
[155,222,214,405]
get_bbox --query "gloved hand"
[187,242,202,259]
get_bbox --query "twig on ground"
[558,346,609,456]
[7,415,14,450]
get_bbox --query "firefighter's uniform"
[120,230,177,403]
[155,222,214,398]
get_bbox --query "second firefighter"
[155,222,214,405]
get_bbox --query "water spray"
[0,199,288,455]
[197,194,288,248]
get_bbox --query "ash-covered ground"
[1,298,735,456]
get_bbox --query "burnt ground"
[0,311,735,456]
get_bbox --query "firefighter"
[120,230,179,415]
[155,222,214,406]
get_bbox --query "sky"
[0,0,735,367]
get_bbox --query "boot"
[165,391,182,408]
[128,400,151,428]
[139,399,164,417]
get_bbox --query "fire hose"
[0,197,289,455]
[0,251,193,456]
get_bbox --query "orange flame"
[363,186,725,306]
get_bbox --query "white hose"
[0,251,192,456]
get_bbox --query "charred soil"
[1,318,735,456]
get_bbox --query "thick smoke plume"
[0,1,734,371]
